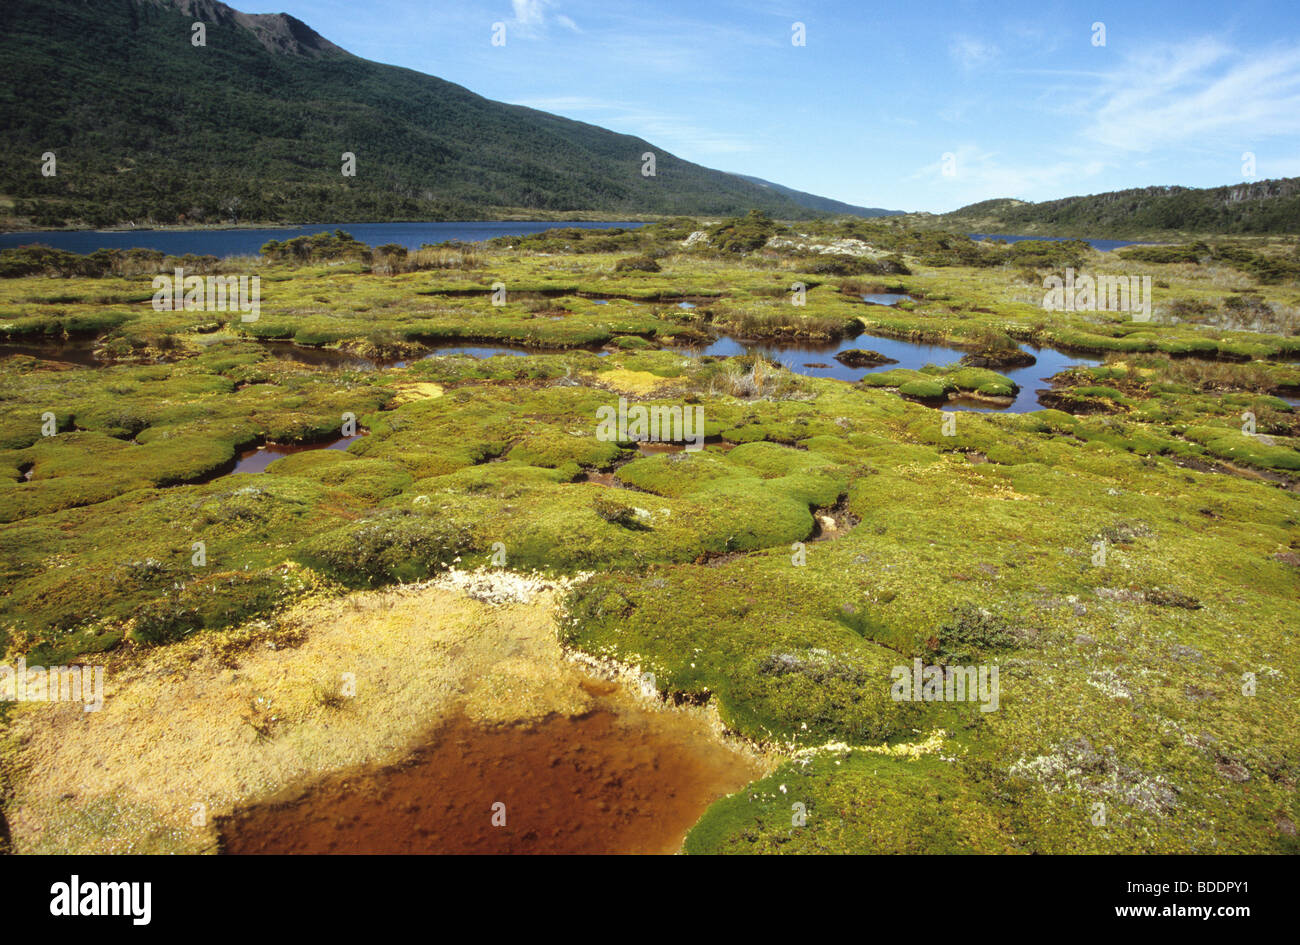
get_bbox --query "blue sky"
[266,0,1300,212]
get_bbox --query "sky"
[263,0,1300,213]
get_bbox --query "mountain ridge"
[0,0,891,228]
[915,178,1300,236]
[140,0,350,57]
[734,175,903,218]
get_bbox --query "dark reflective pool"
[861,293,914,306]
[232,433,365,473]
[690,331,1101,411]
[0,341,101,366]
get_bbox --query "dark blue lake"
[0,221,646,257]
[969,233,1147,252]
[1,223,1142,256]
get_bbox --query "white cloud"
[509,0,579,37]
[1085,38,1300,151]
[902,33,1300,210]
[905,145,1112,209]
[511,0,545,28]
[949,36,999,70]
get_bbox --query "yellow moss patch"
[597,368,685,395]
[388,381,445,407]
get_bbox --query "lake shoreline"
[0,219,652,257]
[0,212,673,235]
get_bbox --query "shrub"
[1117,243,1207,265]
[705,210,780,254]
[1164,298,1217,322]
[613,254,661,273]
[1009,239,1092,270]
[261,230,372,264]
[593,493,649,529]
[373,243,408,274]
[0,245,179,279]
[965,324,1020,352]
[934,604,1020,663]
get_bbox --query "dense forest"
[928,179,1300,236]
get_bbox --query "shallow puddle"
[634,440,732,457]
[0,340,102,366]
[414,343,563,362]
[860,293,914,306]
[232,433,365,473]
[217,690,764,854]
[260,341,381,369]
[636,441,689,456]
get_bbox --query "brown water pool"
[217,689,763,855]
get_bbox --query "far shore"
[0,212,672,236]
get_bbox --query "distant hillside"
[918,179,1300,236]
[734,176,903,218]
[0,0,855,227]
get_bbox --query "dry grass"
[369,246,483,275]
[408,247,483,271]
[1150,356,1278,391]
[708,358,802,400]
[712,304,848,340]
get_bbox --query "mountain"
[917,179,1300,236]
[142,0,348,57]
[734,176,903,218]
[0,0,882,228]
